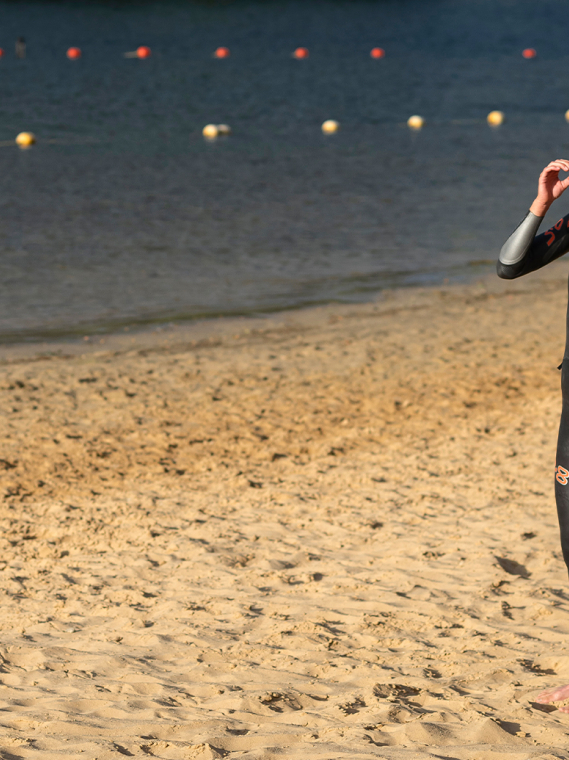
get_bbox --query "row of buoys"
[9,46,542,61]
[203,119,340,139]
[407,111,506,129]
[203,113,507,137]
[56,46,375,61]
[17,107,569,149]
[63,45,153,59]
[407,110,569,129]
[0,45,154,60]
[205,110,569,136]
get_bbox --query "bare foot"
[536,684,569,704]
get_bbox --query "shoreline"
[0,260,496,355]
[3,261,569,757]
[0,261,514,366]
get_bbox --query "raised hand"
[530,159,569,217]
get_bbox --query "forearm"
[497,210,543,276]
[498,209,569,280]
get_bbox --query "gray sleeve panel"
[499,211,543,265]
[497,209,569,280]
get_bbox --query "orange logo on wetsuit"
[545,217,569,246]
[556,465,569,485]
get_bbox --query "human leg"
[536,364,569,705]
[555,365,569,574]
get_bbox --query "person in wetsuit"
[498,158,569,708]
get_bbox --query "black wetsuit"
[498,210,569,571]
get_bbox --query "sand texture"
[3,265,569,758]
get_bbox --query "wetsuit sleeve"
[497,210,569,279]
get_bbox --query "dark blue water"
[1,0,569,340]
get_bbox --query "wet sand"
[2,264,569,758]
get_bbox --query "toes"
[536,690,560,703]
[536,685,569,703]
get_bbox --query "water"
[1,0,569,341]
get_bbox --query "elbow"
[496,260,519,280]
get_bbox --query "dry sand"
[3,264,569,758]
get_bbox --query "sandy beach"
[3,264,569,758]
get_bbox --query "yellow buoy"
[487,110,504,127]
[15,131,36,148]
[321,119,340,134]
[216,124,231,135]
[202,124,219,139]
[407,115,424,130]
[564,110,569,123]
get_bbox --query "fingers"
[544,160,569,174]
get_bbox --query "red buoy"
[0,49,4,58]
[370,47,385,59]
[66,47,81,60]
[293,47,309,59]
[214,47,230,58]
[522,48,536,59]
[137,46,151,59]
